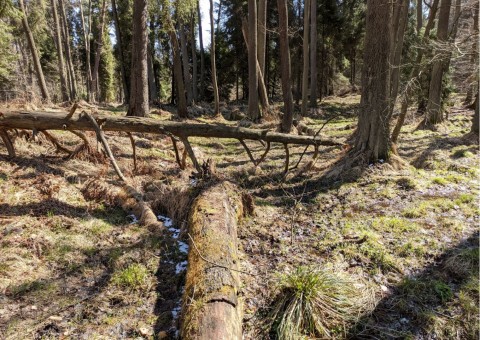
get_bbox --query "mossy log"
[0,110,340,146]
[181,181,243,340]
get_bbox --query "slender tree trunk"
[416,0,423,33]
[464,4,478,105]
[191,13,198,103]
[247,0,259,120]
[391,0,439,142]
[79,0,92,101]
[180,21,193,105]
[425,0,452,126]
[257,0,267,78]
[170,31,188,117]
[209,0,219,115]
[147,45,158,102]
[277,0,294,132]
[301,0,310,116]
[18,0,50,102]
[50,0,69,101]
[91,0,107,103]
[127,0,149,117]
[354,0,392,163]
[309,0,317,107]
[112,0,129,103]
[472,92,479,133]
[197,0,205,101]
[59,0,77,99]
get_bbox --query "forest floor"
[0,94,478,339]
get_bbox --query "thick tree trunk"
[18,0,50,102]
[91,0,107,103]
[147,46,158,103]
[209,0,220,115]
[277,0,294,132]
[180,182,243,340]
[416,0,422,33]
[354,0,392,162]
[0,111,341,146]
[464,5,479,106]
[127,0,149,117]
[309,0,317,107]
[50,0,69,101]
[247,0,259,120]
[59,0,77,100]
[170,31,188,118]
[197,0,206,101]
[111,0,129,103]
[424,0,452,126]
[191,14,198,103]
[301,0,310,116]
[472,92,479,134]
[257,0,267,78]
[180,22,193,105]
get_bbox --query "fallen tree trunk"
[0,110,340,146]
[181,181,243,340]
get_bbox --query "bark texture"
[210,0,220,115]
[309,0,317,107]
[181,182,243,340]
[354,0,392,162]
[247,0,259,120]
[127,0,149,117]
[301,0,310,116]
[50,0,69,101]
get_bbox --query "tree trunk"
[309,0,317,107]
[424,0,452,126]
[210,0,220,115]
[170,31,188,118]
[301,0,310,116]
[416,0,422,33]
[50,0,69,101]
[127,0,149,117]
[111,0,129,103]
[391,0,439,143]
[472,92,479,134]
[18,0,50,102]
[257,0,267,78]
[354,0,392,162]
[197,0,205,101]
[91,0,107,103]
[247,0,259,120]
[59,0,77,100]
[147,45,158,103]
[277,0,294,132]
[180,22,193,105]
[464,4,479,106]
[191,13,198,103]
[79,0,93,102]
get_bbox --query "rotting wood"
[0,111,341,146]
[181,181,243,340]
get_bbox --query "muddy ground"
[0,95,478,339]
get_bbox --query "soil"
[0,95,478,339]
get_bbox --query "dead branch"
[40,130,72,155]
[181,136,201,173]
[84,112,126,182]
[170,136,184,169]
[65,102,78,120]
[239,139,257,166]
[283,143,290,174]
[0,129,15,158]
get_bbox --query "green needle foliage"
[269,266,362,339]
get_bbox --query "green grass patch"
[112,263,149,290]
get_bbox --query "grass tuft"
[269,266,361,339]
[444,247,479,278]
[112,263,149,290]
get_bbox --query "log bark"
[181,181,243,340]
[0,111,341,147]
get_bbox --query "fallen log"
[0,110,341,146]
[181,181,243,340]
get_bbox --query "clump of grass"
[432,177,448,186]
[444,247,479,278]
[451,147,475,159]
[112,263,149,290]
[374,217,417,232]
[269,266,362,339]
[396,177,417,190]
[455,193,476,204]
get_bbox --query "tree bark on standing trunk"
[59,0,77,100]
[127,0,149,117]
[277,0,294,132]
[112,0,129,103]
[301,0,310,116]
[170,31,188,118]
[416,0,422,33]
[257,0,267,78]
[354,0,392,163]
[191,13,198,103]
[91,0,107,103]
[247,0,259,121]
[424,0,452,126]
[197,0,205,101]
[210,0,220,115]
[18,0,50,102]
[309,0,317,108]
[180,21,193,105]
[79,0,93,102]
[50,0,69,101]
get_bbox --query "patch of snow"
[127,214,138,224]
[189,178,198,187]
[178,241,189,254]
[175,261,188,274]
[171,303,181,319]
[157,215,173,228]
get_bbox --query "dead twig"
[239,139,257,166]
[181,136,201,173]
[0,129,15,158]
[171,136,184,169]
[64,102,78,120]
[41,130,73,155]
[283,143,290,174]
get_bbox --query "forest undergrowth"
[0,94,478,339]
